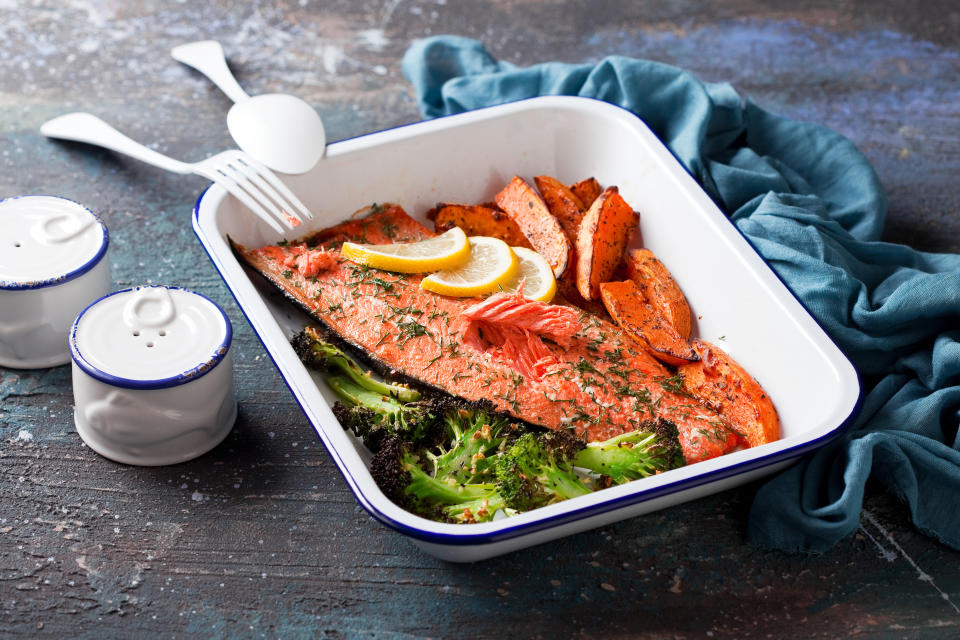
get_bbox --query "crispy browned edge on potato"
[625,248,692,340]
[431,202,533,249]
[678,339,780,448]
[599,280,698,366]
[569,177,602,210]
[535,175,585,243]
[575,186,638,300]
[494,175,572,278]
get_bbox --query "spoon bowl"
[172,41,326,175]
[227,93,326,176]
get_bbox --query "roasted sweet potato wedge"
[599,280,698,366]
[495,176,571,278]
[569,177,602,210]
[678,339,780,448]
[534,175,585,242]
[575,186,638,300]
[432,203,533,249]
[625,249,692,340]
[557,274,608,317]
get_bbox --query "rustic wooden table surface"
[2,1,958,638]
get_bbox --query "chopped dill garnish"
[615,382,651,404]
[604,347,625,364]
[396,319,432,347]
[657,373,686,395]
[607,366,629,379]
[381,220,398,239]
[573,357,601,377]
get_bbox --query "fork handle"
[171,40,250,104]
[40,113,192,175]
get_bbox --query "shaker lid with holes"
[70,286,232,389]
[0,195,109,289]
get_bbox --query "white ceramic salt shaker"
[0,195,110,368]
[70,285,237,466]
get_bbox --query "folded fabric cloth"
[402,35,960,553]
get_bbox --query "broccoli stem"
[406,466,496,506]
[539,466,593,500]
[574,421,684,483]
[445,492,512,523]
[327,375,405,414]
[295,328,420,402]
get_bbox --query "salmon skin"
[234,204,739,464]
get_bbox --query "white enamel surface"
[413,460,792,562]
[73,287,230,380]
[0,259,111,368]
[227,93,326,175]
[71,352,237,466]
[0,196,105,284]
[70,286,236,466]
[193,96,861,561]
[0,197,110,369]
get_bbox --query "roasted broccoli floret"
[371,436,500,520]
[426,402,515,483]
[292,327,440,449]
[495,430,591,511]
[327,376,443,452]
[368,402,520,523]
[444,492,514,524]
[573,418,685,483]
[292,327,420,402]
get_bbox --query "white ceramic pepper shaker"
[0,195,110,368]
[70,285,237,465]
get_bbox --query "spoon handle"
[40,113,192,175]
[171,40,250,104]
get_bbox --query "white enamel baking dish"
[193,96,860,562]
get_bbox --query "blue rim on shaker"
[69,286,233,390]
[0,195,109,290]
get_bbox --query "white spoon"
[171,40,325,175]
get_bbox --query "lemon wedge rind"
[420,236,518,297]
[340,226,470,273]
[499,246,557,303]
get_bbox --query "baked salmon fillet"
[234,204,740,464]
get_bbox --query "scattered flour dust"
[15,429,33,442]
[357,28,388,50]
[191,491,203,502]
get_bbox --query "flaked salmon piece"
[463,289,580,348]
[462,289,580,381]
[282,245,338,278]
[235,204,739,465]
[464,319,559,382]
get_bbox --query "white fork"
[40,112,312,234]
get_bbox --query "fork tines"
[206,151,313,233]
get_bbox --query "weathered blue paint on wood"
[1,1,958,637]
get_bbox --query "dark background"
[1,1,958,637]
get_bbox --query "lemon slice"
[499,246,557,303]
[340,226,470,273]
[421,236,518,297]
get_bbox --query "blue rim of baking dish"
[0,195,110,290]
[191,96,864,546]
[70,286,233,390]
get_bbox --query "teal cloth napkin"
[401,35,960,553]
